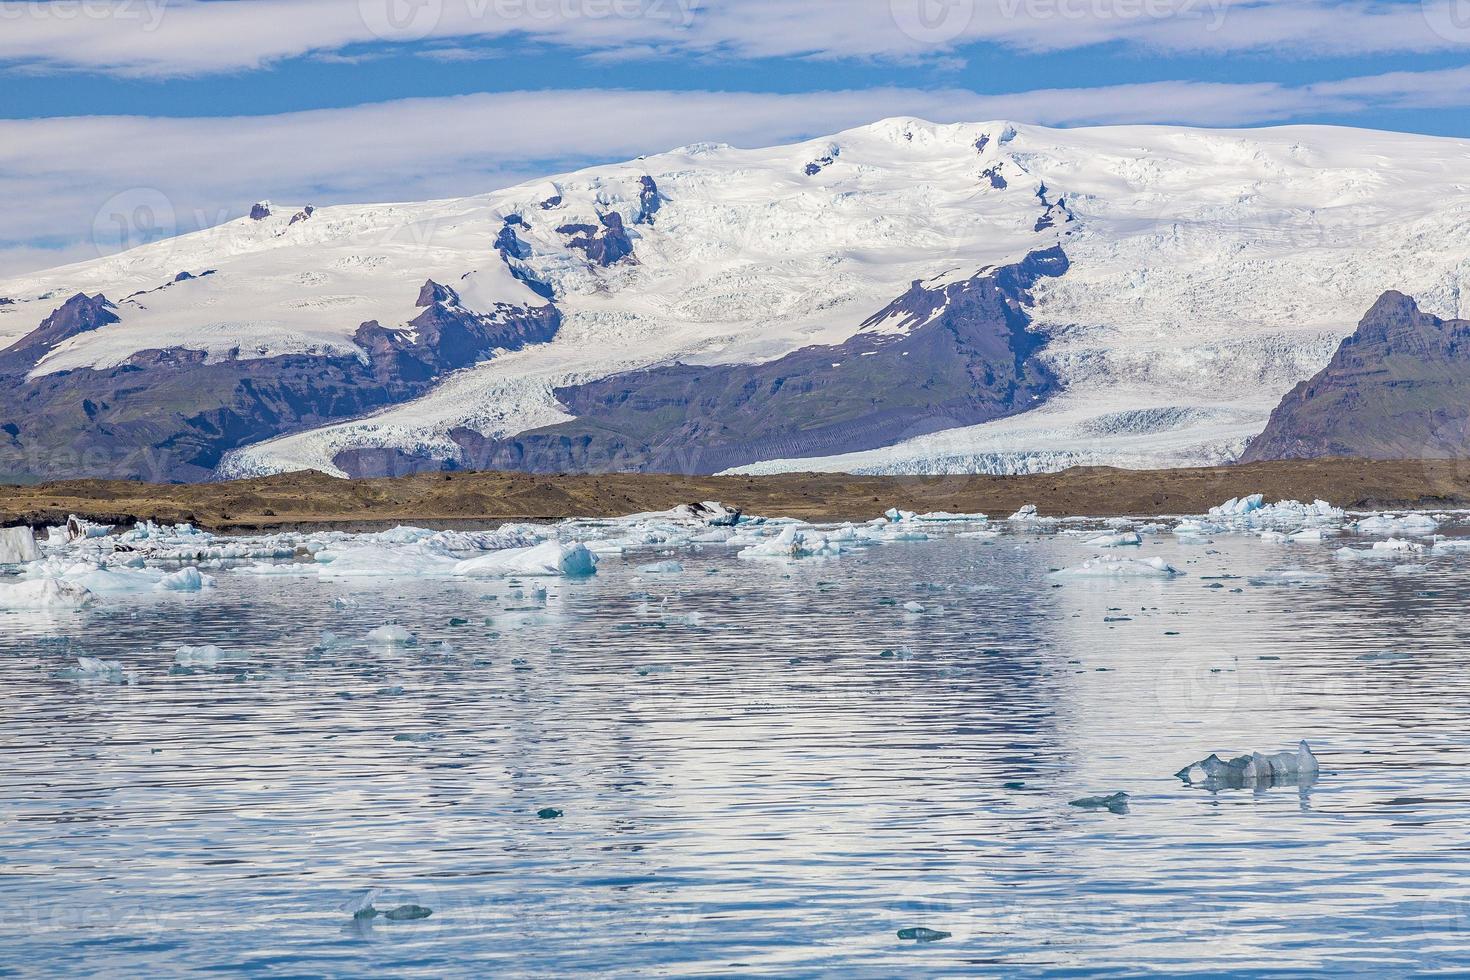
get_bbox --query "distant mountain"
[3,117,1470,482]
[1242,292,1470,462]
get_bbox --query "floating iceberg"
[1008,504,1039,522]
[172,644,235,668]
[737,527,845,560]
[637,560,684,574]
[1206,496,1344,528]
[1356,513,1439,535]
[1069,792,1130,814]
[1175,741,1320,789]
[365,624,416,646]
[453,541,598,577]
[1050,556,1182,579]
[0,526,39,565]
[52,655,132,683]
[1250,568,1330,584]
[0,577,96,609]
[155,567,216,592]
[1085,530,1141,548]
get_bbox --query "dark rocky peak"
[0,292,120,371]
[1241,290,1470,463]
[975,134,990,153]
[636,176,662,225]
[539,193,563,210]
[416,280,461,308]
[557,211,634,266]
[249,201,272,221]
[123,269,218,303]
[0,297,14,307]
[288,205,316,226]
[804,144,841,177]
[862,245,1069,333]
[495,220,533,261]
[980,165,1007,189]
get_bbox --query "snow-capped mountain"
[2,117,1470,482]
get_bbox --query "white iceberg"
[0,577,96,609]
[453,541,598,577]
[737,527,845,560]
[0,526,39,565]
[155,567,217,592]
[1084,531,1142,548]
[172,644,235,668]
[1049,556,1182,579]
[1356,513,1439,535]
[1008,504,1039,521]
[365,624,416,646]
[637,560,684,574]
[51,655,131,682]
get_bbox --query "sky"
[3,0,1470,275]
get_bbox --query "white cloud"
[1,0,1468,77]
[1,74,1468,276]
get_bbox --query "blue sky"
[3,0,1470,274]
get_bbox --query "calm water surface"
[5,525,1470,976]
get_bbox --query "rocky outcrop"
[339,247,1068,477]
[0,281,561,482]
[557,213,635,266]
[1242,291,1470,461]
[0,292,120,372]
[249,201,272,220]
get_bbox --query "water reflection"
[4,527,1470,973]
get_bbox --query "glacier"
[5,117,1470,478]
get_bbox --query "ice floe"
[454,541,598,577]
[0,577,96,609]
[51,655,133,683]
[1175,741,1320,789]
[0,526,39,565]
[365,624,417,646]
[1050,556,1182,579]
[1084,530,1142,548]
[1356,513,1439,535]
[156,567,216,592]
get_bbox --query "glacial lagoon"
[6,500,1470,975]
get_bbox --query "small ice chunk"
[1050,556,1182,579]
[1069,792,1130,814]
[1085,531,1141,548]
[52,655,132,683]
[0,526,39,564]
[381,905,432,921]
[366,624,416,646]
[896,927,951,942]
[172,644,233,668]
[1175,740,1320,789]
[1008,504,1039,521]
[1250,568,1329,583]
[339,888,383,918]
[902,601,925,613]
[155,566,216,592]
[637,560,684,574]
